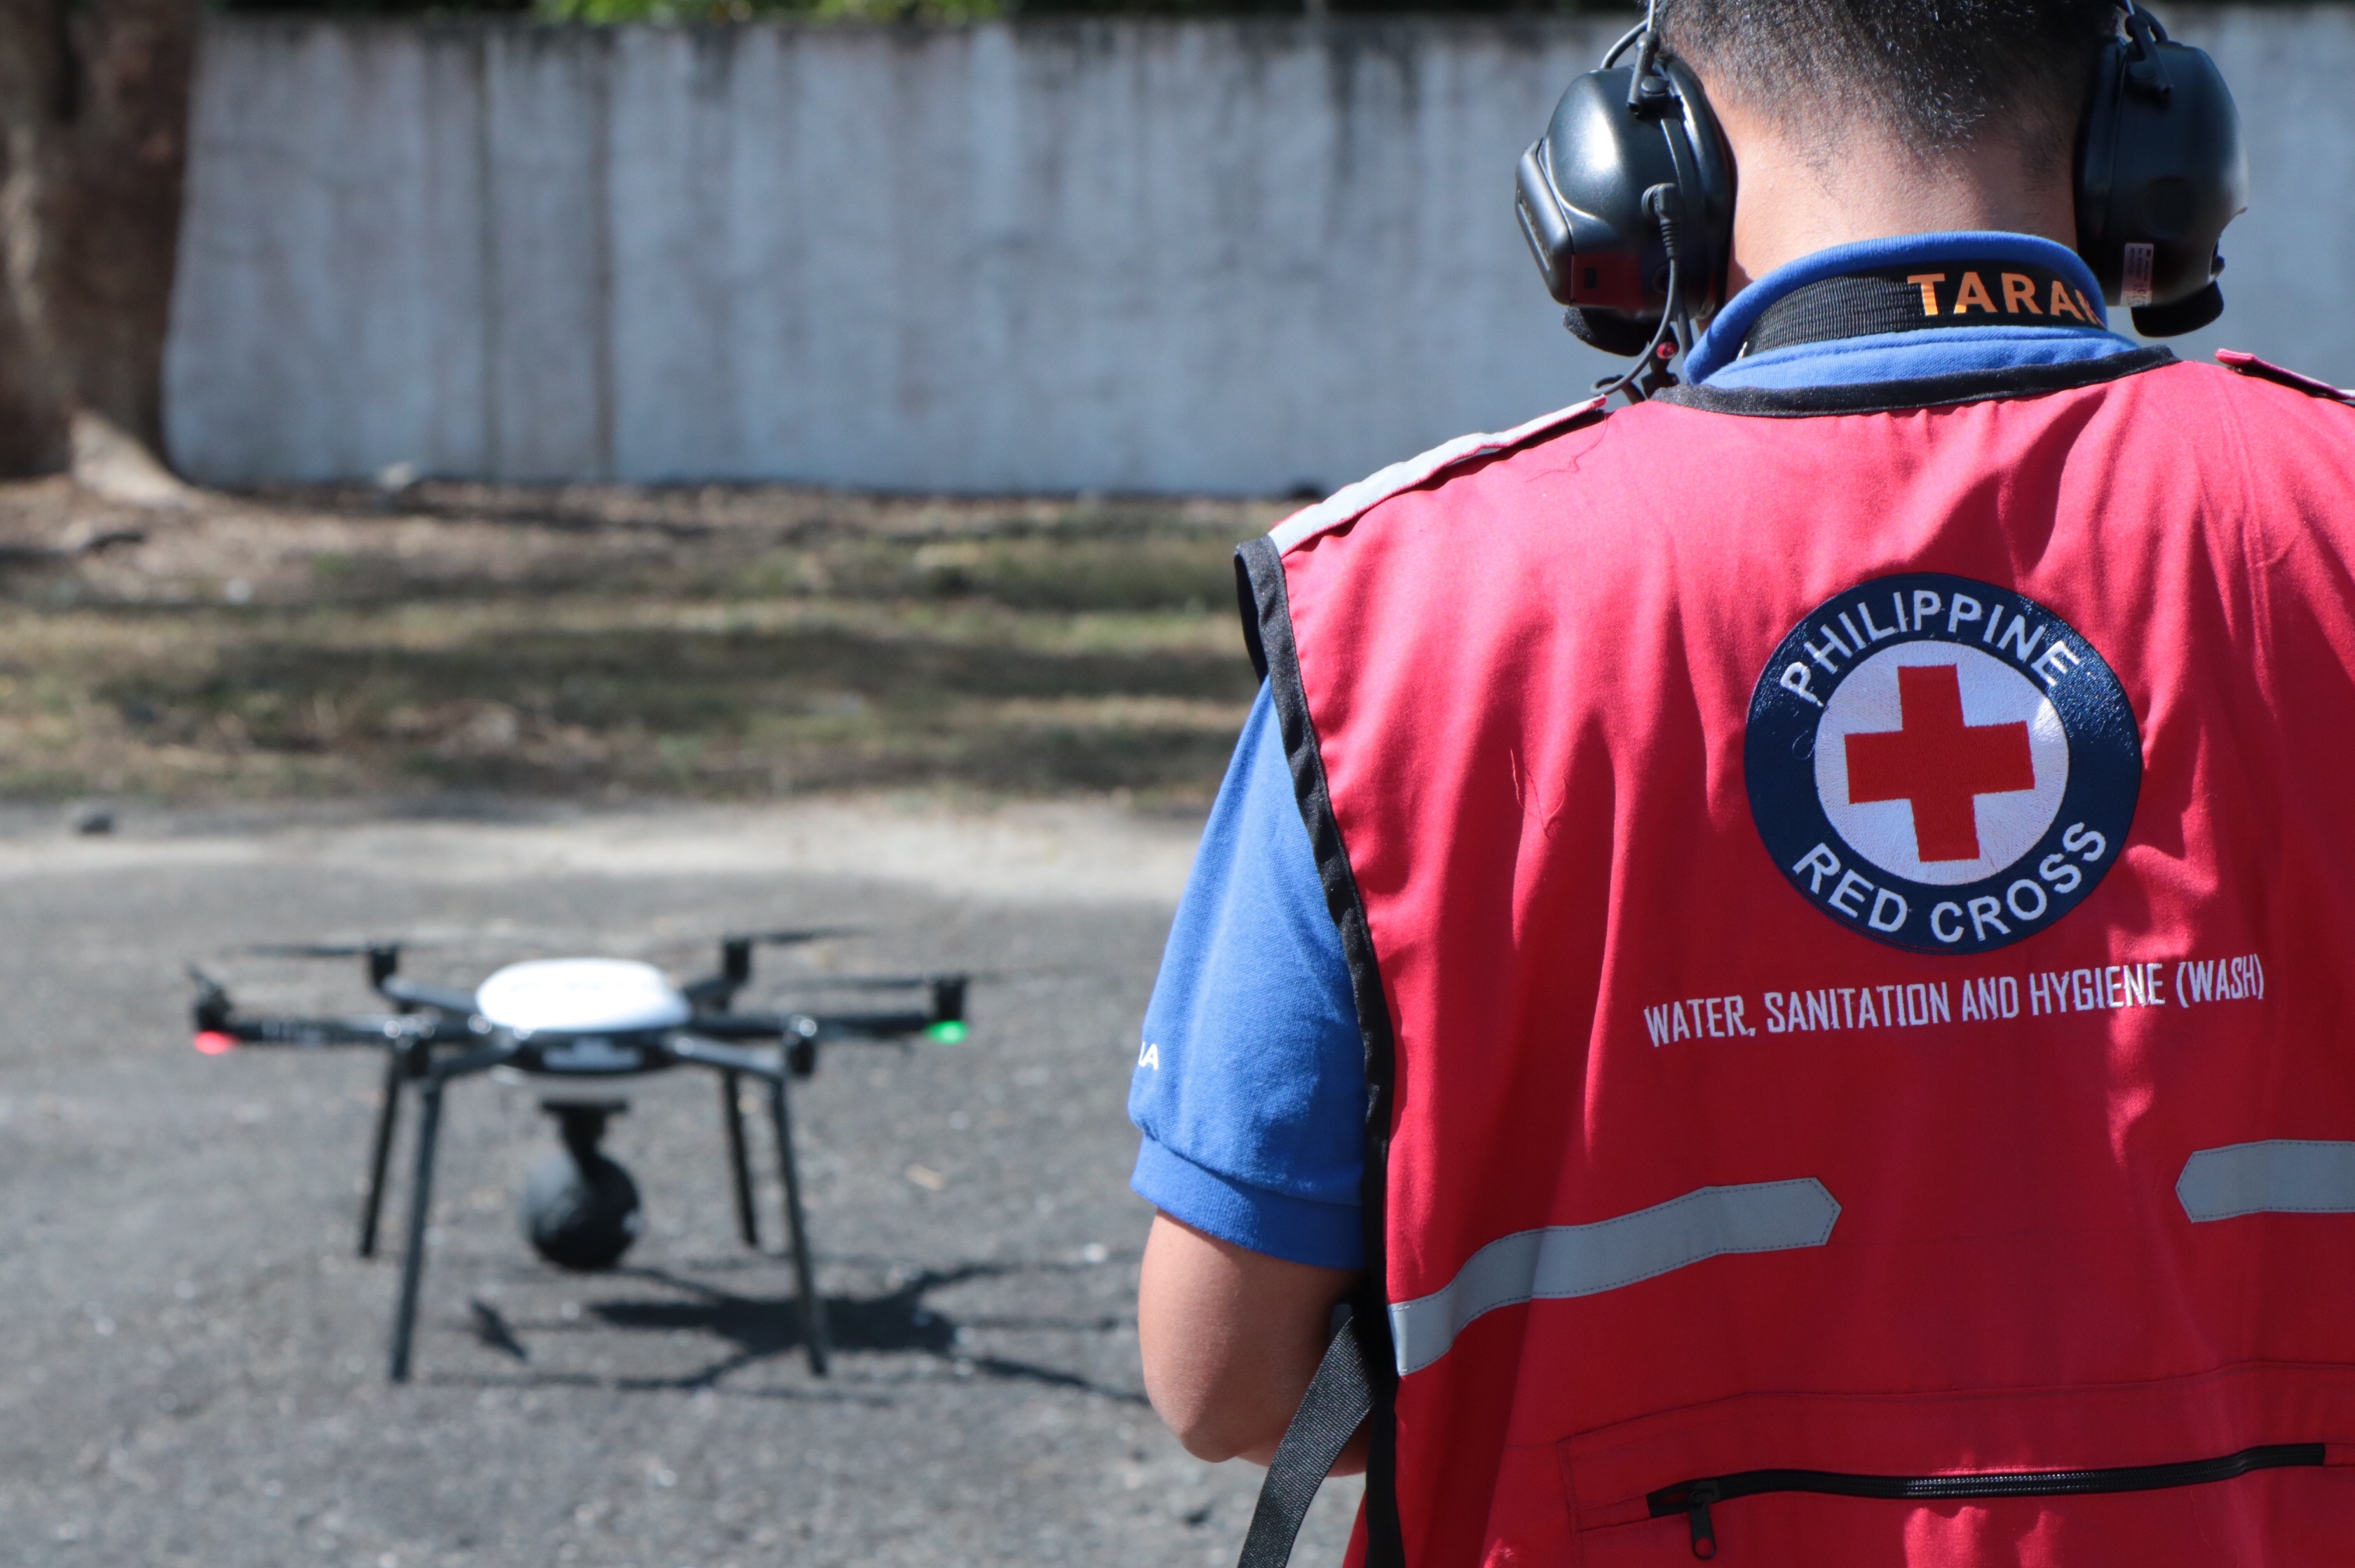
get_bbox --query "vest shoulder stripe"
[1266,397,1608,555]
[2214,349,2355,407]
[1386,1178,1840,1377]
[2178,1140,2355,1222]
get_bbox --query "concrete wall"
[163,9,2355,494]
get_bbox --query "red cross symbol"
[1843,663,2036,862]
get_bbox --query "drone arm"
[194,1016,401,1051]
[678,1013,806,1043]
[376,975,483,1016]
[668,1032,789,1077]
[811,1009,934,1041]
[191,1011,476,1054]
[808,975,970,1042]
[684,1009,921,1045]
[695,974,968,1046]
[679,973,740,1009]
[425,1037,520,1082]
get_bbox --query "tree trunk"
[0,0,198,479]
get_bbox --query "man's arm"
[1129,683,1369,1468]
[1138,1211,1365,1471]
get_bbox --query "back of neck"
[1721,123,2077,296]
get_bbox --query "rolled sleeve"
[1127,681,1366,1269]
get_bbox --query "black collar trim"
[1742,259,2109,356]
[1655,346,2176,418]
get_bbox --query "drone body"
[189,935,969,1382]
[477,957,692,1037]
[478,962,677,1269]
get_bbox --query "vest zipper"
[1648,1444,2325,1559]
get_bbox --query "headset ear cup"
[1563,307,1664,357]
[1515,43,1737,346]
[2131,280,2225,337]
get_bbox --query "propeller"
[771,969,1000,992]
[711,929,863,990]
[775,974,938,991]
[225,940,407,989]
[724,929,858,948]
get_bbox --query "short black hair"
[1660,0,2121,164]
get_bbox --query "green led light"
[924,1019,970,1044]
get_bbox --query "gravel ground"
[0,798,1363,1567]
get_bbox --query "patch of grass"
[0,481,1281,804]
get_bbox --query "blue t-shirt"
[1127,233,2137,1269]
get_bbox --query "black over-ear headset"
[2077,4,2246,335]
[1514,17,1733,371]
[1515,1,2247,374]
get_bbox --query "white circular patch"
[1813,641,2068,887]
[475,958,692,1035]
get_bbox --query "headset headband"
[1517,1,2247,395]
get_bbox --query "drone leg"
[388,1079,445,1384]
[357,1052,405,1259]
[767,1075,829,1376]
[720,1070,759,1250]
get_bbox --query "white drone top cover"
[475,958,693,1035]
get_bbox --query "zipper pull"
[1685,1479,1721,1560]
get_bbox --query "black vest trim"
[1234,534,1406,1568]
[1655,346,2176,418]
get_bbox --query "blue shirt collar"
[1683,232,2122,386]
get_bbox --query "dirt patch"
[0,477,1282,803]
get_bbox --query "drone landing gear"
[376,1045,831,1384]
[706,1073,826,1371]
[721,1070,760,1249]
[357,1049,407,1259]
[388,1072,450,1384]
[766,1073,828,1378]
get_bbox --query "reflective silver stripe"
[2178,1140,2355,1222]
[1265,397,1604,554]
[1386,1179,1840,1376]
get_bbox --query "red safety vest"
[1242,353,2355,1565]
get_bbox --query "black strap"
[1236,1314,1376,1568]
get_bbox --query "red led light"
[193,1030,240,1056]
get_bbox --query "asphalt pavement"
[0,798,1364,1567]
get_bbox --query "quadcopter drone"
[188,933,968,1382]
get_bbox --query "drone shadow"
[441,1259,1146,1404]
